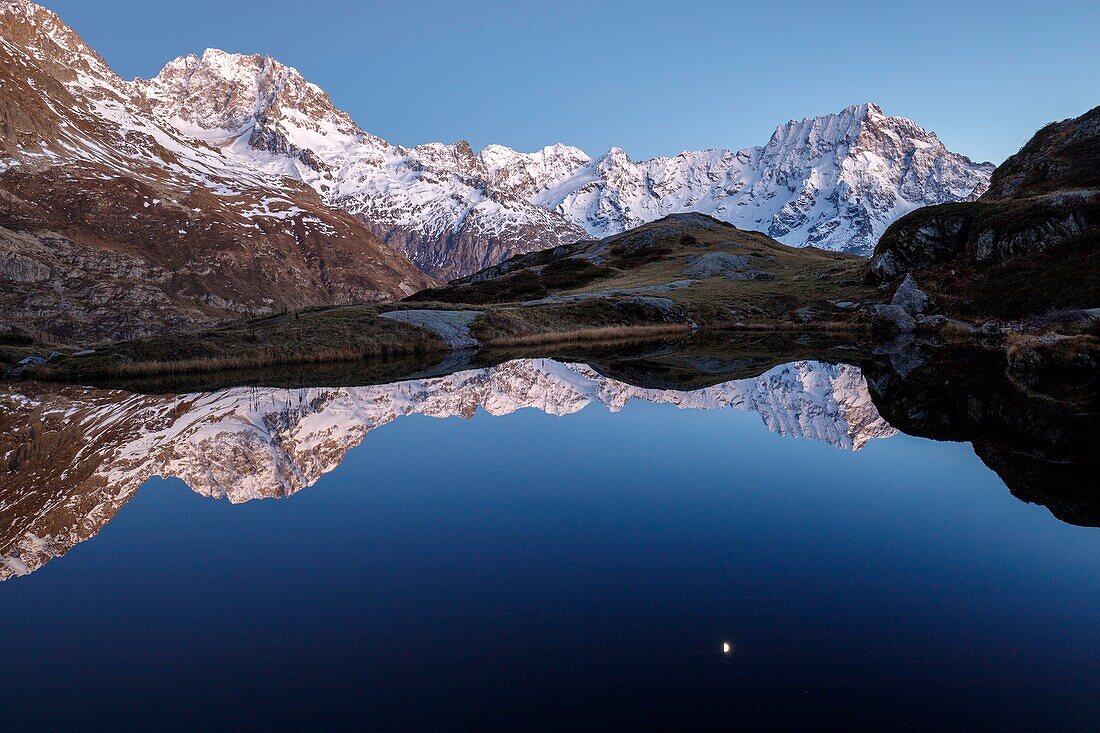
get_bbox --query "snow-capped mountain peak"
[136,46,375,177]
[478,143,592,198]
[133,42,991,276]
[140,48,358,135]
[538,101,993,254]
[3,1,994,284]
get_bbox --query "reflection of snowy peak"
[119,359,898,503]
[1,359,895,580]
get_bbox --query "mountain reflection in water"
[3,340,1098,732]
[1,358,893,580]
[2,340,1097,583]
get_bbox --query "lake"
[2,341,1097,730]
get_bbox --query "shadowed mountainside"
[868,106,1100,323]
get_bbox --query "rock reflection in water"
[864,339,1099,527]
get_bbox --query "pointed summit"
[138,48,360,139]
[838,102,885,120]
[597,146,633,167]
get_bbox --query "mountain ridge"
[0,0,995,345]
[141,45,993,277]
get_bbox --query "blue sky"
[44,0,1099,163]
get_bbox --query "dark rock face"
[869,196,1098,283]
[867,106,1100,296]
[247,121,333,174]
[867,205,970,280]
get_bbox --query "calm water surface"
[1,353,1097,730]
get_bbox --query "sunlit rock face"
[0,359,893,580]
[0,1,432,344]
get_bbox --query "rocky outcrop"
[869,106,1100,285]
[0,227,213,343]
[870,273,936,334]
[682,252,774,280]
[0,238,50,283]
[890,274,932,315]
[871,304,917,333]
[869,195,1097,282]
[866,202,972,281]
[379,309,480,349]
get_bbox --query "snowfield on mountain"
[143,46,994,277]
[1,1,993,288]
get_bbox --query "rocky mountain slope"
[1,358,896,579]
[867,105,1099,330]
[29,213,882,380]
[143,45,992,277]
[0,0,433,345]
[1,2,992,283]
